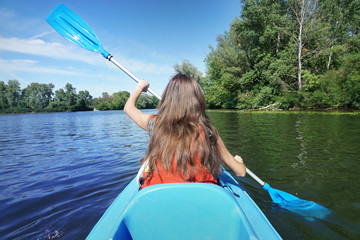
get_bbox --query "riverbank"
[3,105,360,115]
[207,107,360,115]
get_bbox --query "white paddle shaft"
[246,167,265,186]
[108,56,162,100]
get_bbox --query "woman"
[124,73,245,188]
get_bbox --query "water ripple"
[0,111,150,239]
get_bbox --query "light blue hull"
[87,168,282,240]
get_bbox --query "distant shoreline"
[2,107,359,116]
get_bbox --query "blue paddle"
[46,4,162,100]
[246,168,330,218]
[47,4,330,217]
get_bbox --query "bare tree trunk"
[298,25,303,90]
[327,51,332,70]
[276,32,281,55]
[297,0,305,91]
[327,21,338,70]
[289,0,318,90]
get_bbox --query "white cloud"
[0,35,174,75]
[31,31,56,40]
[0,58,85,76]
[115,56,173,75]
[0,36,99,64]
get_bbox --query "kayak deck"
[86,168,282,240]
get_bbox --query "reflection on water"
[0,110,359,239]
[293,120,307,169]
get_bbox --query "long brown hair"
[142,73,221,181]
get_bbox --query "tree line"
[94,91,158,111]
[0,80,158,113]
[200,0,360,109]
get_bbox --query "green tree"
[0,81,8,110]
[111,91,130,110]
[65,83,77,110]
[204,25,250,108]
[5,80,21,108]
[54,88,66,102]
[50,83,78,111]
[174,60,204,83]
[47,101,67,112]
[49,88,67,112]
[94,92,112,110]
[136,93,158,109]
[74,90,93,111]
[22,82,54,111]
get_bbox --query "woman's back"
[142,74,221,187]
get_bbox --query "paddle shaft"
[107,55,162,100]
[245,167,265,186]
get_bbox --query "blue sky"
[0,0,241,98]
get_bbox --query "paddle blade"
[263,183,301,204]
[263,183,331,219]
[47,4,110,58]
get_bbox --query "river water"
[0,110,359,239]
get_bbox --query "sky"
[0,0,241,98]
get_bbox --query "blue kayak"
[86,167,282,240]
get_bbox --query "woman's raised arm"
[124,79,154,131]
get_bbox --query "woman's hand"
[136,79,149,92]
[234,155,243,163]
